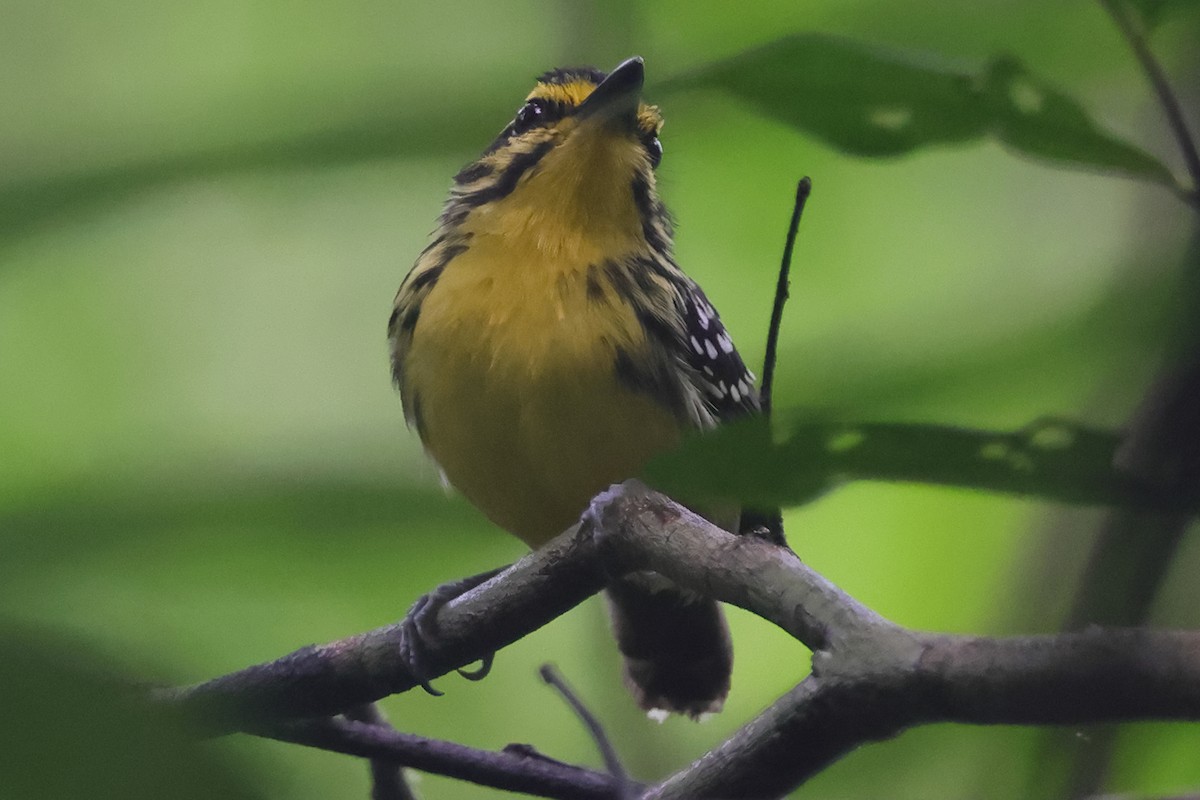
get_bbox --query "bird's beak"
[577,56,644,127]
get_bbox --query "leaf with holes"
[643,414,1196,511]
[658,34,1174,186]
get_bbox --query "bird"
[388,56,774,719]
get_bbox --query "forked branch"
[161,481,1200,799]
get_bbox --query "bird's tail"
[605,575,732,719]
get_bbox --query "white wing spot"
[718,333,734,353]
[690,335,704,355]
[730,383,741,402]
[705,339,718,359]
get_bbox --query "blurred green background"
[2,1,1198,797]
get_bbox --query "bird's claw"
[456,653,494,681]
[397,568,506,695]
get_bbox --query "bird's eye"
[645,135,663,169]
[514,99,547,133]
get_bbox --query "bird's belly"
[406,262,680,547]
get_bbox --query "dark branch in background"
[1030,3,1200,793]
[759,176,811,417]
[1046,347,1200,797]
[163,482,1200,799]
[1097,0,1200,204]
[539,664,635,800]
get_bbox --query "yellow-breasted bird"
[389,57,771,718]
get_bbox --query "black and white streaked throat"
[446,57,667,257]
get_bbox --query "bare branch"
[584,481,906,653]
[158,530,607,734]
[539,664,634,799]
[760,176,812,417]
[162,481,1200,798]
[585,485,1200,798]
[261,716,629,800]
[649,625,1200,798]
[344,704,417,800]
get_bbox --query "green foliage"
[659,33,1174,185]
[645,415,1194,511]
[1128,0,1200,29]
[0,622,261,800]
[2,1,1198,798]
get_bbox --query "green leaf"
[0,621,265,800]
[981,55,1175,179]
[643,414,1195,511]
[1126,0,1200,30]
[658,34,1174,185]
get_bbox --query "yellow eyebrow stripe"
[526,81,664,136]
[527,81,597,107]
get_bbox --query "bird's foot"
[398,567,506,696]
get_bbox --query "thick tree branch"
[589,485,1200,798]
[650,625,1200,799]
[584,482,900,652]
[163,481,1200,798]
[159,530,607,734]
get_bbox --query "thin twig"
[539,664,634,800]
[1098,0,1200,204]
[344,704,418,800]
[760,176,812,416]
[261,716,631,800]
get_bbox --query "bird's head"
[443,57,670,255]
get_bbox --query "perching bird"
[389,56,773,718]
